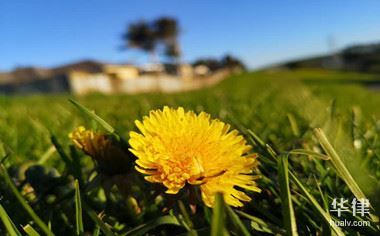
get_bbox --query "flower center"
[157,150,205,193]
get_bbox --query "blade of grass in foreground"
[287,113,300,137]
[177,200,197,235]
[235,210,285,234]
[289,171,344,236]
[288,149,330,160]
[278,155,298,236]
[0,203,22,236]
[74,180,84,235]
[83,202,114,236]
[226,206,250,236]
[314,128,379,222]
[23,224,41,236]
[37,145,56,165]
[93,225,100,236]
[314,128,365,200]
[124,215,181,236]
[210,193,228,236]
[69,99,130,149]
[0,164,54,236]
[69,99,115,133]
[50,135,74,173]
[248,128,343,234]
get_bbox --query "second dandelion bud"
[129,106,260,207]
[69,126,133,175]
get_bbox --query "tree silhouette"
[122,17,181,65]
[122,20,157,62]
[154,17,181,67]
[221,54,246,70]
[153,17,179,41]
[193,55,246,72]
[164,43,180,60]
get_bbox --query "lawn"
[1,69,380,235]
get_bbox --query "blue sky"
[1,0,380,71]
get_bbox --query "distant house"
[178,64,194,80]
[0,72,13,85]
[68,64,140,94]
[0,60,231,95]
[103,64,139,80]
[194,65,210,77]
[140,64,165,76]
[0,66,68,94]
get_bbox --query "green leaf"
[177,200,197,235]
[69,99,115,133]
[314,128,364,199]
[74,180,84,235]
[247,129,266,147]
[23,224,41,236]
[70,146,83,186]
[50,135,73,172]
[314,128,379,222]
[37,146,56,165]
[92,225,100,236]
[288,149,330,160]
[287,113,300,137]
[0,203,22,236]
[0,164,54,236]
[235,210,285,234]
[226,206,250,236]
[247,129,278,160]
[211,193,227,236]
[83,202,114,236]
[125,215,181,236]
[69,99,130,149]
[289,171,344,236]
[278,155,298,236]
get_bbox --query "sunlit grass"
[1,69,380,235]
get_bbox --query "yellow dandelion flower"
[69,126,132,175]
[129,107,261,207]
[69,126,110,159]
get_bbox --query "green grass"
[1,69,380,235]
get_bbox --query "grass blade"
[226,206,250,236]
[70,146,84,186]
[51,135,73,172]
[69,99,115,133]
[210,193,227,236]
[23,224,41,236]
[93,225,100,236]
[289,171,344,236]
[177,200,197,235]
[288,149,330,160]
[125,215,181,236]
[235,210,285,234]
[287,113,300,137]
[83,202,114,236]
[37,146,56,165]
[69,99,130,149]
[51,136,83,183]
[314,128,365,200]
[278,155,298,236]
[74,180,84,235]
[0,203,22,236]
[0,164,54,236]
[314,128,379,222]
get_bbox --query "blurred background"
[1,0,380,69]
[1,2,380,235]
[1,0,380,95]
